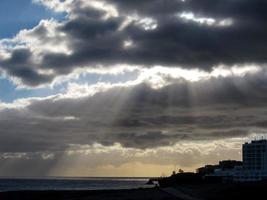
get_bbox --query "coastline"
[0,187,177,200]
[1,181,267,200]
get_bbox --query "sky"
[0,0,267,177]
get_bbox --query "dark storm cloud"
[95,131,176,149]
[0,48,53,86]
[0,0,267,86]
[41,16,125,74]
[110,0,267,19]
[1,70,267,152]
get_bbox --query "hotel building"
[204,139,267,182]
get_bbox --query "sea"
[0,177,152,192]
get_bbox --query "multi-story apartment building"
[243,140,267,172]
[204,139,267,182]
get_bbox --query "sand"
[0,188,178,200]
[1,182,266,200]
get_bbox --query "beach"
[1,181,267,200]
[0,188,177,200]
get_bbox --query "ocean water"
[0,177,151,192]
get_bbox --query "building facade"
[243,140,267,172]
[236,139,267,181]
[203,139,267,182]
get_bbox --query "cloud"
[1,68,267,154]
[0,139,244,176]
[1,0,267,176]
[0,0,267,86]
[0,65,266,175]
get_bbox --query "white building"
[243,140,267,172]
[208,139,267,182]
[235,139,267,182]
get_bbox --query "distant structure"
[197,160,243,175]
[197,139,267,182]
[243,140,267,171]
[238,139,267,181]
[157,139,267,187]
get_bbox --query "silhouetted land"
[0,188,176,200]
[157,173,267,199]
[170,181,267,200]
[0,181,267,200]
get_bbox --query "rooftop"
[244,139,267,145]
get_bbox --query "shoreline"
[0,187,177,200]
[1,182,266,200]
